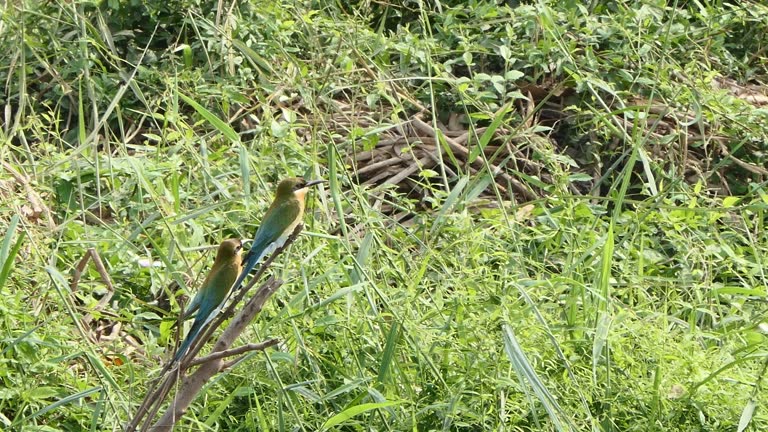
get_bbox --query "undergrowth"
[1,0,767,430]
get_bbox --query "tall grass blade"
[377,321,401,384]
[0,215,23,293]
[13,386,102,427]
[321,401,401,430]
[178,92,239,143]
[502,324,575,431]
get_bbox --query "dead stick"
[384,155,435,186]
[1,160,56,229]
[71,249,115,327]
[127,227,304,431]
[357,155,414,176]
[188,339,279,367]
[719,142,768,175]
[150,277,283,431]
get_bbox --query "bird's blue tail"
[191,248,261,351]
[173,319,205,362]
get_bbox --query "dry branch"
[188,338,279,367]
[1,160,56,229]
[125,225,305,431]
[71,248,115,328]
[150,277,284,431]
[410,116,538,200]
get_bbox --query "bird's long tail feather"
[173,300,231,362]
[173,319,204,362]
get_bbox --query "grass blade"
[502,324,575,431]
[13,387,102,427]
[321,401,401,430]
[377,321,401,384]
[0,215,24,293]
[177,92,239,143]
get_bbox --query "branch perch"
[125,225,305,431]
[150,277,284,431]
[189,338,279,367]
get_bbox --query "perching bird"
[174,238,243,362]
[231,177,323,292]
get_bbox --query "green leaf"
[723,196,740,207]
[498,45,512,61]
[321,401,402,430]
[469,102,512,161]
[506,70,525,81]
[177,92,239,143]
[231,38,275,74]
[27,387,60,401]
[462,51,473,66]
[568,173,593,182]
[737,399,756,432]
[0,215,24,293]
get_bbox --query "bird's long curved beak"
[305,179,325,187]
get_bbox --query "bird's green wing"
[250,197,301,257]
[174,261,239,361]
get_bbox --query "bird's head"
[216,238,243,261]
[275,177,324,201]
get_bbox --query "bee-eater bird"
[231,177,323,292]
[174,238,243,362]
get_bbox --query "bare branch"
[150,278,283,431]
[188,338,279,367]
[70,248,115,328]
[220,357,243,370]
[132,224,305,431]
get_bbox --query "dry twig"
[125,226,304,431]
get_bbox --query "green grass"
[1,0,768,430]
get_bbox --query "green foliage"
[1,0,768,430]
